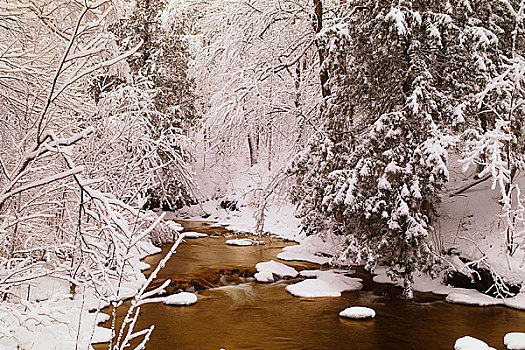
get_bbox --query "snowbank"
[0,295,112,350]
[277,235,345,265]
[0,220,184,349]
[439,157,525,290]
[163,292,198,306]
[454,336,496,350]
[254,260,298,282]
[339,306,376,319]
[285,270,362,298]
[505,333,525,350]
[446,290,502,307]
[372,266,525,310]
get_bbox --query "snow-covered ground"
[439,155,525,289]
[0,223,183,350]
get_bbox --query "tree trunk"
[267,126,272,171]
[313,0,330,98]
[248,133,258,166]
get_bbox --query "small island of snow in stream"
[454,336,496,350]
[163,292,198,306]
[285,270,362,298]
[254,260,298,282]
[183,231,209,238]
[339,306,376,319]
[505,333,525,350]
[225,238,264,246]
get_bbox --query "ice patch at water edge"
[137,261,151,271]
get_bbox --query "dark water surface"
[99,221,525,350]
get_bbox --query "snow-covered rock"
[339,306,376,319]
[225,238,263,246]
[254,260,298,282]
[505,333,525,350]
[454,336,496,350]
[285,270,362,297]
[183,231,208,238]
[163,292,198,306]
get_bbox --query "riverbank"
[0,220,181,350]
[95,220,525,350]
[169,198,525,311]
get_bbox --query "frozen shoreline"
[171,200,525,311]
[5,196,524,349]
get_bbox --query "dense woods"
[1,0,525,348]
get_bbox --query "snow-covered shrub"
[458,1,525,265]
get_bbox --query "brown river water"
[96,221,525,350]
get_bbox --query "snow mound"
[446,290,501,307]
[254,260,298,282]
[210,223,223,228]
[163,292,198,306]
[505,333,525,350]
[92,326,112,344]
[285,270,362,298]
[165,220,184,232]
[286,279,341,297]
[454,336,496,350]
[277,235,344,265]
[339,306,376,319]
[183,231,208,238]
[225,238,263,246]
[137,261,151,271]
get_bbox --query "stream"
[98,221,525,350]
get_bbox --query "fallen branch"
[449,175,491,197]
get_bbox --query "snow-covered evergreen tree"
[290,0,468,297]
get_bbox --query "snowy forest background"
[1,0,525,348]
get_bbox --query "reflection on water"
[98,221,525,350]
